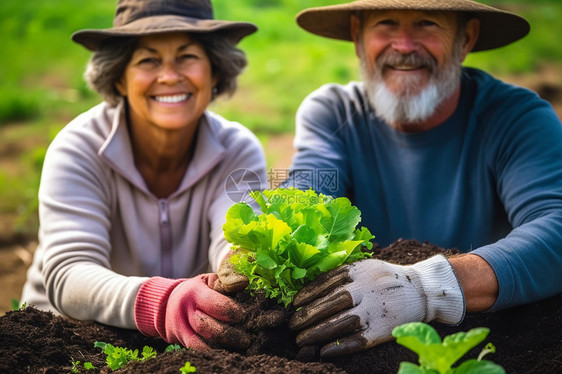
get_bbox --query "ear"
[212,75,219,90]
[350,14,361,58]
[459,18,480,62]
[115,78,127,97]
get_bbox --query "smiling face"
[359,10,462,94]
[352,10,479,129]
[116,32,216,132]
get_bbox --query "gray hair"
[84,33,249,107]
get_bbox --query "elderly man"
[278,0,562,357]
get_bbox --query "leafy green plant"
[180,361,197,373]
[70,357,95,372]
[165,343,185,352]
[83,362,95,370]
[11,299,26,311]
[223,188,374,306]
[391,322,505,374]
[94,341,157,371]
[70,357,80,373]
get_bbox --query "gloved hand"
[214,250,287,330]
[135,274,252,350]
[214,250,249,294]
[289,255,465,357]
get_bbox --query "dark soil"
[1,239,561,373]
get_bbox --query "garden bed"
[1,239,561,373]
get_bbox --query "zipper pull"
[159,199,169,225]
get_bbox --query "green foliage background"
[0,0,561,235]
[1,0,561,129]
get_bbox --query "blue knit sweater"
[288,67,562,311]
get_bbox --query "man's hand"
[289,255,465,357]
[135,274,252,350]
[214,250,249,294]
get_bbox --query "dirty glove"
[215,250,249,294]
[289,255,465,357]
[135,274,252,350]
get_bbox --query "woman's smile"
[116,32,216,132]
[152,93,192,104]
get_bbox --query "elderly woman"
[21,0,266,351]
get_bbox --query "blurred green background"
[0,0,561,239]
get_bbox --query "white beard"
[360,45,463,127]
[368,82,442,125]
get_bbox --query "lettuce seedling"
[165,343,184,352]
[83,362,95,370]
[70,358,80,373]
[223,188,374,306]
[94,341,157,371]
[180,361,197,373]
[391,322,505,374]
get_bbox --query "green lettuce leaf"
[223,188,375,306]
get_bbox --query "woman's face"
[116,32,216,132]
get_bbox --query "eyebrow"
[135,43,195,54]
[370,10,445,18]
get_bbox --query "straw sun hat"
[296,0,530,52]
[72,0,257,51]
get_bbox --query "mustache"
[376,51,437,73]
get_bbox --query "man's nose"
[391,27,418,54]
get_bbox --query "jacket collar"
[98,101,226,197]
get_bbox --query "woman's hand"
[214,250,249,294]
[135,274,252,350]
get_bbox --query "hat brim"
[296,0,530,52]
[72,15,257,51]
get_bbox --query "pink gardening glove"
[134,274,252,350]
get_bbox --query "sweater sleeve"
[39,117,146,329]
[284,83,359,198]
[471,85,562,310]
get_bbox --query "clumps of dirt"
[0,306,168,374]
[1,239,561,374]
[0,307,343,374]
[116,348,346,374]
[369,238,461,264]
[218,290,299,358]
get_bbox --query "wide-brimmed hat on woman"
[296,0,529,52]
[72,0,257,51]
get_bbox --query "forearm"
[448,254,498,312]
[44,260,145,328]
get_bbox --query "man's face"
[354,10,472,127]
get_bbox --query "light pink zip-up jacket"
[21,101,267,329]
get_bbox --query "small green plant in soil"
[223,188,374,306]
[180,361,197,373]
[94,341,157,371]
[11,300,26,311]
[391,322,504,373]
[83,362,95,370]
[70,357,95,372]
[165,343,185,352]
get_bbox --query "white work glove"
[289,255,465,357]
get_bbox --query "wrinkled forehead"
[360,9,463,26]
[358,9,465,34]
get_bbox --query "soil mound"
[1,239,561,373]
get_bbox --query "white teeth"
[154,94,189,103]
[393,65,420,71]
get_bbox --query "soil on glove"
[1,239,561,373]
